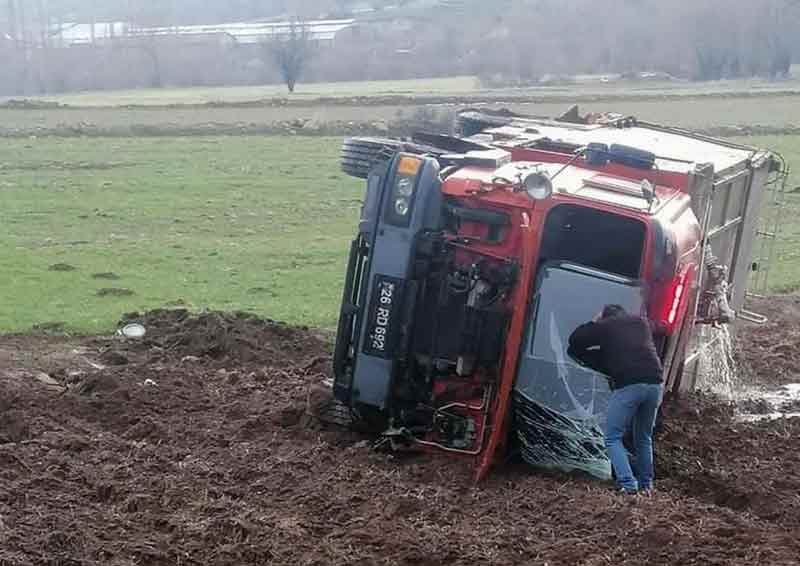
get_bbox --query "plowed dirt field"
[1,299,799,566]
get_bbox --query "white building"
[53,19,356,48]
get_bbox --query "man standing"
[568,304,665,494]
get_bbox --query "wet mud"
[1,304,799,565]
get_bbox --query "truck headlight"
[396,177,415,198]
[395,197,411,216]
[385,155,422,226]
[394,175,415,216]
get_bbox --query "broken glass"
[513,263,645,480]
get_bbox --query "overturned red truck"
[331,108,787,481]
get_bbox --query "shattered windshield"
[514,263,644,479]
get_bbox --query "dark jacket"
[568,314,665,389]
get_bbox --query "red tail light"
[660,265,695,333]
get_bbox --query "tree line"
[1,0,798,96]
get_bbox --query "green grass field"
[1,134,798,335]
[4,77,483,106]
[745,136,800,294]
[0,137,362,334]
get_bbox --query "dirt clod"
[0,410,30,443]
[736,295,800,387]
[99,350,129,366]
[737,397,774,414]
[120,308,327,367]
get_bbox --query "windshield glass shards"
[514,263,645,479]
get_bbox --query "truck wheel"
[340,137,445,179]
[340,137,403,179]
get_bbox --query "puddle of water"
[735,383,800,422]
[692,326,799,422]
[782,383,800,397]
[737,412,800,423]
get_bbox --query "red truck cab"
[432,148,702,479]
[333,111,780,481]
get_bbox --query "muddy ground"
[1,300,799,566]
[735,295,800,389]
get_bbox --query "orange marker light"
[397,156,422,176]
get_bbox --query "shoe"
[618,487,639,496]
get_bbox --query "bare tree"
[125,1,173,88]
[267,19,314,93]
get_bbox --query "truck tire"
[340,137,403,179]
[339,137,445,179]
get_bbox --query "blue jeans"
[605,382,664,491]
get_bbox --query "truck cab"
[332,112,779,480]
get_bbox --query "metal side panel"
[679,163,712,393]
[687,163,715,225]
[705,169,752,311]
[683,163,753,390]
[730,157,772,310]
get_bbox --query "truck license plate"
[363,275,404,358]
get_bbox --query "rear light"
[661,266,695,333]
[667,278,685,325]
